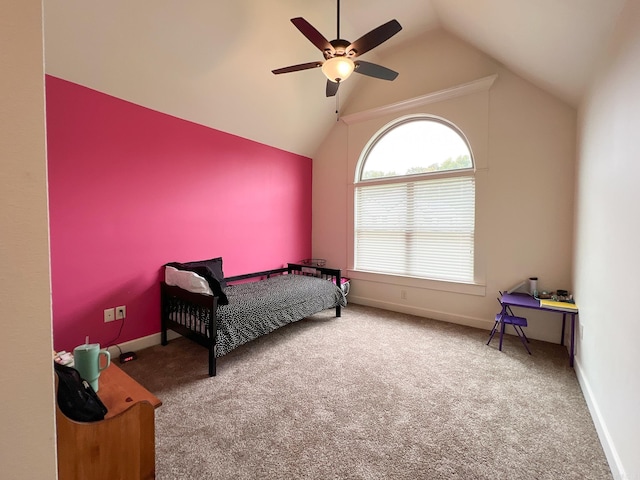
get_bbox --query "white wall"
[575,0,640,477]
[0,1,58,478]
[313,29,577,343]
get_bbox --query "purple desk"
[499,292,578,367]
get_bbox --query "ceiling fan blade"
[326,80,340,97]
[291,17,334,54]
[272,61,322,75]
[347,19,402,57]
[354,61,399,81]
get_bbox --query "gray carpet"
[122,304,612,480]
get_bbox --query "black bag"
[54,362,108,422]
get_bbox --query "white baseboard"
[349,295,494,331]
[105,330,181,359]
[574,358,626,480]
[105,298,493,361]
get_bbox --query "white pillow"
[165,266,213,295]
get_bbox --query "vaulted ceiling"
[44,0,625,158]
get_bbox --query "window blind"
[355,176,475,282]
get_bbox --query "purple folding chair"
[487,292,531,355]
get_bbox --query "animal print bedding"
[170,273,347,358]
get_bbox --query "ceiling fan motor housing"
[324,39,356,60]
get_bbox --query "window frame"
[355,115,475,183]
[352,114,478,287]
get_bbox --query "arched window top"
[356,115,474,182]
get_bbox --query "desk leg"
[561,313,566,346]
[498,308,507,352]
[570,313,575,367]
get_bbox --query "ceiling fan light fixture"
[322,56,355,83]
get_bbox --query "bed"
[160,261,347,376]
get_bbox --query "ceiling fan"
[272,0,402,97]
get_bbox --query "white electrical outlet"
[104,308,115,323]
[400,290,407,300]
[116,305,126,320]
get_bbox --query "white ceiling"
[43,0,625,158]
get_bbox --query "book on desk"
[539,298,578,312]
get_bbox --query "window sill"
[346,269,486,296]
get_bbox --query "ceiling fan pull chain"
[335,88,340,120]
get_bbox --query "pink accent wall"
[46,76,312,352]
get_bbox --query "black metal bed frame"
[160,263,342,376]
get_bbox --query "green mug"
[73,343,110,392]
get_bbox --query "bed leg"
[208,298,218,377]
[335,269,342,318]
[209,347,216,377]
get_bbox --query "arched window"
[354,115,475,283]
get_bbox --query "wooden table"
[56,363,162,479]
